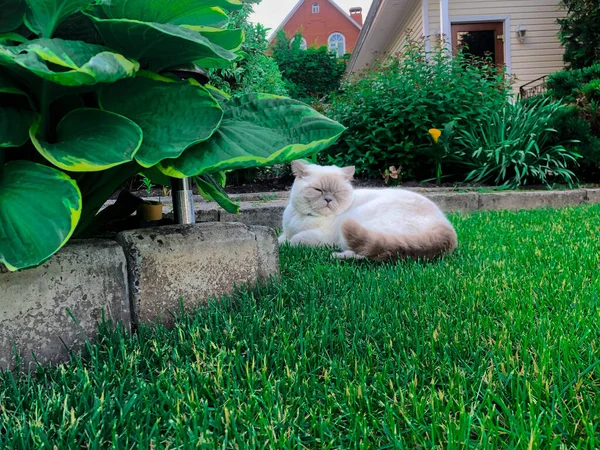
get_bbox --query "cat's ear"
[341,166,355,180]
[291,160,309,178]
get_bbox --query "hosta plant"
[0,0,345,271]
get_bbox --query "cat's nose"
[324,197,333,204]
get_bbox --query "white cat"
[278,161,458,260]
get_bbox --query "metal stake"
[170,177,195,225]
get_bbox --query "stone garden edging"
[0,223,278,371]
[166,188,600,230]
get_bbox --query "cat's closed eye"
[313,188,323,193]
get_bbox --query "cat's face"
[290,161,355,217]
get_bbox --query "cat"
[278,160,458,261]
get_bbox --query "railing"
[519,75,548,99]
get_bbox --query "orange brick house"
[268,0,363,56]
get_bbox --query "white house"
[347,0,568,96]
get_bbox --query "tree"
[558,0,600,69]
[271,30,347,103]
[207,0,288,96]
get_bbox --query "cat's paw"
[331,250,365,260]
[277,234,287,244]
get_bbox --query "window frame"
[328,32,346,57]
[312,2,319,13]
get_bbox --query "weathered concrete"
[117,222,279,327]
[220,200,289,229]
[425,192,480,213]
[0,240,130,371]
[478,190,588,211]
[586,188,600,205]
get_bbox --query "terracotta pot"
[138,202,163,222]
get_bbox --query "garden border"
[152,188,600,229]
[0,223,279,372]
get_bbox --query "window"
[312,3,319,13]
[328,32,346,57]
[290,36,307,50]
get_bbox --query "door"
[451,22,505,66]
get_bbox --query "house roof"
[346,0,412,73]
[268,0,362,43]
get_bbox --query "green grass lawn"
[2,205,600,449]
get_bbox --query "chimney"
[349,7,363,26]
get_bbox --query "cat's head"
[289,160,355,217]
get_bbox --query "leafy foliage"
[454,98,581,188]
[207,0,287,96]
[0,0,345,271]
[271,30,347,104]
[558,0,600,69]
[326,40,512,180]
[546,64,600,179]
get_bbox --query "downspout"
[440,0,451,53]
[422,0,430,53]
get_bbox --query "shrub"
[454,98,581,188]
[558,0,600,69]
[0,0,345,271]
[326,40,513,180]
[271,30,347,104]
[207,1,288,97]
[546,65,600,179]
[547,63,600,100]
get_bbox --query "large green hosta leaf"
[0,160,82,271]
[84,13,238,71]
[99,75,223,168]
[0,0,26,33]
[157,94,346,177]
[184,26,244,51]
[95,0,241,28]
[194,173,239,214]
[24,0,89,38]
[0,38,138,99]
[30,108,143,171]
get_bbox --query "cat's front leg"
[277,232,288,244]
[289,230,329,247]
[332,250,366,260]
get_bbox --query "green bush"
[271,30,347,104]
[454,98,581,188]
[0,0,345,271]
[326,40,512,180]
[547,63,600,101]
[546,65,600,180]
[558,0,600,69]
[207,1,287,97]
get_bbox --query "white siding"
[384,0,424,55]
[437,0,567,90]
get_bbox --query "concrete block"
[249,226,280,283]
[424,193,480,213]
[478,190,587,211]
[117,222,279,327]
[585,189,600,205]
[0,240,130,371]
[220,200,288,230]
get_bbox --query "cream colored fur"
[278,161,458,260]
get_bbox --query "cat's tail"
[341,219,458,261]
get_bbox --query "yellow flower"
[428,128,441,144]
